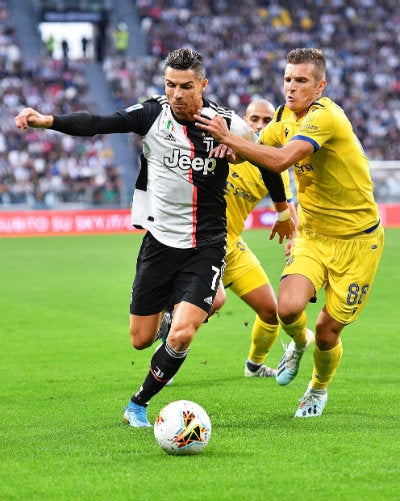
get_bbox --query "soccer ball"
[154,400,212,455]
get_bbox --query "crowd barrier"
[1,205,399,238]
[244,204,400,231]
[0,209,134,237]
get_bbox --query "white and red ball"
[154,400,212,455]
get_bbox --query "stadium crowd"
[1,0,400,208]
[126,0,400,162]
[0,0,122,208]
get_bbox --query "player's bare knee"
[167,322,198,350]
[315,313,343,350]
[315,328,341,351]
[278,291,307,323]
[132,338,153,350]
[315,334,339,351]
[129,329,153,350]
[167,330,193,348]
[258,306,278,324]
[277,305,300,325]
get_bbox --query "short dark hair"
[165,48,206,80]
[286,48,326,81]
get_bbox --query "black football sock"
[132,342,189,406]
[246,360,261,372]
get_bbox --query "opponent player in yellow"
[195,48,384,417]
[209,99,299,378]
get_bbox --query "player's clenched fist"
[15,107,53,130]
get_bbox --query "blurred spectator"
[81,36,89,60]
[61,39,69,61]
[112,22,129,57]
[45,34,55,58]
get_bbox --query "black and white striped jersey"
[126,96,255,249]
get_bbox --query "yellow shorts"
[282,225,384,324]
[223,236,269,297]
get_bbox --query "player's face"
[244,103,275,133]
[283,63,326,118]
[165,67,208,121]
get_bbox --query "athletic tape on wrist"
[277,208,290,222]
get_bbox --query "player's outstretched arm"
[15,107,53,130]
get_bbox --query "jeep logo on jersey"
[164,149,217,175]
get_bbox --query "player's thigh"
[279,233,326,314]
[326,227,384,324]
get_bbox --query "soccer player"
[209,99,299,379]
[15,48,293,428]
[195,48,384,417]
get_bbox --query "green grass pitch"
[1,228,399,501]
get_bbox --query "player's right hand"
[269,217,295,244]
[15,107,52,130]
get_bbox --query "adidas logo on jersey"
[163,133,176,142]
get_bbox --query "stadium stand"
[1,0,400,208]
[0,0,123,208]
[132,0,400,161]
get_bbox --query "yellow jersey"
[259,97,380,236]
[225,161,292,253]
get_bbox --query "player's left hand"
[269,218,295,244]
